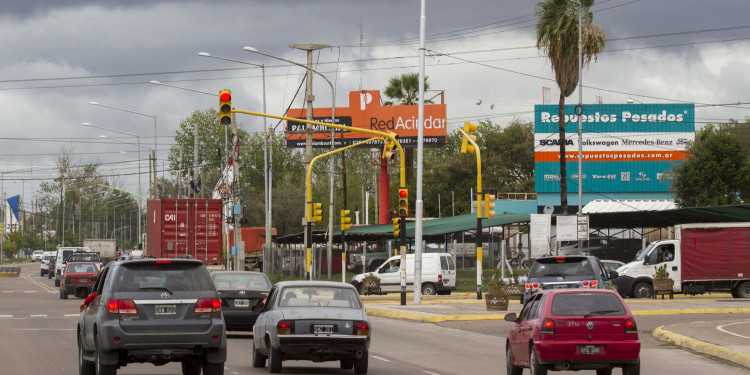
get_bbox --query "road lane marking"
[716,320,750,340]
[372,355,391,362]
[30,314,48,317]
[65,314,80,317]
[0,315,12,318]
[24,290,38,293]
[424,372,441,375]
[17,328,76,331]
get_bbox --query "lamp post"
[89,101,157,198]
[197,52,272,275]
[244,45,336,279]
[83,123,143,246]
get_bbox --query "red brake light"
[582,280,590,287]
[278,320,294,335]
[438,274,443,283]
[354,321,370,336]
[107,299,137,315]
[532,282,540,289]
[555,256,566,260]
[541,318,555,334]
[591,280,598,288]
[155,260,171,264]
[195,298,221,313]
[625,318,637,332]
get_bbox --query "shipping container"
[147,199,223,265]
[228,227,277,271]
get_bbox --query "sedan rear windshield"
[111,263,214,293]
[528,258,595,278]
[278,286,361,309]
[551,293,626,316]
[214,273,271,290]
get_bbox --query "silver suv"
[522,255,617,304]
[77,258,226,375]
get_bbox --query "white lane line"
[64,314,80,317]
[424,372,441,375]
[18,328,76,331]
[0,315,13,318]
[24,290,38,293]
[372,355,392,362]
[30,314,48,318]
[716,320,750,340]
[2,291,14,293]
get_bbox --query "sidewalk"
[363,293,750,370]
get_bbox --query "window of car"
[213,273,271,290]
[278,286,361,308]
[527,295,544,320]
[264,287,278,310]
[517,295,537,322]
[528,257,596,278]
[110,262,214,292]
[440,255,456,271]
[550,293,626,316]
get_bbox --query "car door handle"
[672,266,678,271]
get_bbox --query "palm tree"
[383,73,433,183]
[535,0,606,214]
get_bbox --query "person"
[80,291,97,312]
[663,248,674,262]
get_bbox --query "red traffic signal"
[219,89,232,125]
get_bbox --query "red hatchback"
[504,289,640,375]
[59,262,100,300]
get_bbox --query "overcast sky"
[1,0,749,209]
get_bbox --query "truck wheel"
[632,282,653,299]
[421,283,437,296]
[737,281,750,298]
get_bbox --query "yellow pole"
[457,128,484,299]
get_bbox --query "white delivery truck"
[350,252,457,295]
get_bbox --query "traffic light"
[484,193,496,219]
[341,209,351,231]
[398,188,408,217]
[460,121,478,154]
[219,89,232,125]
[382,131,398,160]
[392,217,400,237]
[310,202,323,223]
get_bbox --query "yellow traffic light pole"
[457,126,484,300]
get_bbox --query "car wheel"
[268,345,282,373]
[632,282,653,299]
[48,272,52,279]
[596,367,613,375]
[95,337,117,375]
[55,279,60,287]
[340,357,354,369]
[529,347,547,375]
[252,342,266,368]
[505,345,522,375]
[62,289,69,300]
[354,350,368,374]
[202,361,224,375]
[622,359,640,375]
[181,361,201,375]
[40,270,44,277]
[421,283,437,296]
[737,281,750,298]
[78,336,95,375]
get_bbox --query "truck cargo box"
[228,227,277,253]
[680,224,750,281]
[147,199,223,265]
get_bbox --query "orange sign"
[285,90,447,148]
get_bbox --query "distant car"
[210,271,272,331]
[600,259,626,275]
[252,281,371,374]
[588,239,645,264]
[31,250,45,262]
[523,255,617,304]
[40,254,56,277]
[558,236,614,256]
[77,258,226,375]
[505,289,641,375]
[47,257,57,279]
[67,252,104,267]
[59,262,100,299]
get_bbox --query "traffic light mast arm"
[233,109,406,187]
[457,127,483,219]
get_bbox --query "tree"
[671,124,750,207]
[535,0,607,213]
[481,119,535,193]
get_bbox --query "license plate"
[155,305,176,315]
[79,278,88,283]
[313,324,334,334]
[234,299,249,307]
[580,345,601,355]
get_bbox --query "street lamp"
[89,101,157,198]
[197,51,272,275]
[244,45,337,278]
[83,122,143,246]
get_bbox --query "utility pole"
[230,110,243,271]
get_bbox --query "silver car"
[252,281,371,374]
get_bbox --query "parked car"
[600,260,626,275]
[505,289,641,375]
[77,258,226,375]
[252,281,370,374]
[59,262,100,299]
[31,250,45,262]
[350,252,456,295]
[523,255,617,304]
[54,247,91,287]
[210,271,272,331]
[558,236,614,256]
[40,253,56,277]
[47,257,57,279]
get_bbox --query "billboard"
[535,103,695,193]
[285,90,447,148]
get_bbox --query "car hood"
[281,307,368,321]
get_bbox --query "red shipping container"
[228,227,277,253]
[147,199,223,265]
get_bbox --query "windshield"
[551,292,626,316]
[112,263,214,293]
[278,286,361,309]
[634,243,656,261]
[528,258,595,278]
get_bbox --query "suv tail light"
[278,320,294,335]
[625,318,637,333]
[541,318,555,334]
[195,298,221,313]
[108,299,137,315]
[590,280,598,288]
[353,321,369,336]
[525,282,540,291]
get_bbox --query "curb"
[633,308,750,316]
[653,326,750,371]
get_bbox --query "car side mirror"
[504,312,517,322]
[609,270,619,279]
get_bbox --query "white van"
[54,247,91,287]
[351,252,456,295]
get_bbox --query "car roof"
[534,255,596,262]
[539,288,620,297]
[211,270,266,276]
[274,280,357,289]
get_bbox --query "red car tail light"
[525,283,532,290]
[625,318,637,333]
[107,299,137,315]
[581,280,590,287]
[541,318,555,334]
[438,274,443,283]
[278,320,294,335]
[353,321,370,336]
[195,298,221,313]
[590,280,598,288]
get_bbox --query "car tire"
[421,283,437,296]
[268,345,282,373]
[252,342,266,368]
[202,361,224,375]
[354,350,368,374]
[41,270,44,277]
[78,336,95,375]
[55,279,60,287]
[622,359,640,375]
[632,282,653,299]
[529,347,547,375]
[340,357,354,369]
[95,337,117,375]
[62,289,68,300]
[181,361,201,375]
[505,345,522,375]
[48,272,52,279]
[596,367,613,375]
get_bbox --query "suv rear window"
[111,263,214,292]
[528,257,594,278]
[551,293,626,316]
[69,253,101,262]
